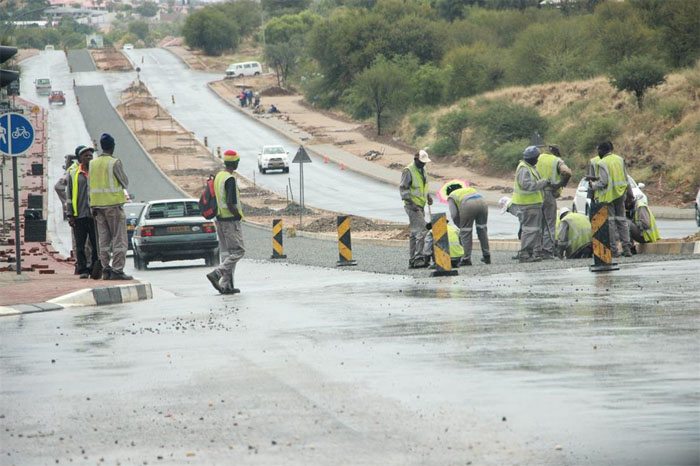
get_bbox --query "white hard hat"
[498,196,511,214]
[418,149,431,163]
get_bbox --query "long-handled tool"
[425,202,433,230]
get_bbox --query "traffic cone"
[340,162,346,171]
[323,155,329,164]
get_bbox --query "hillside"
[397,62,700,207]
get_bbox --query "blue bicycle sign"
[0,113,35,156]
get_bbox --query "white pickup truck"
[35,78,52,96]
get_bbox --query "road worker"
[512,146,551,263]
[589,141,633,257]
[206,150,245,294]
[536,145,572,259]
[445,182,490,266]
[423,222,464,268]
[556,207,592,259]
[628,195,660,250]
[400,149,433,268]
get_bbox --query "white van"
[225,61,262,78]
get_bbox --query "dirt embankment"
[90,48,133,71]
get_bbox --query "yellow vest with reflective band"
[214,170,244,219]
[448,187,479,204]
[71,165,87,217]
[634,202,660,243]
[67,161,79,177]
[596,154,627,203]
[536,152,563,196]
[89,155,126,207]
[512,161,544,205]
[405,163,428,208]
[562,212,592,255]
[447,224,464,259]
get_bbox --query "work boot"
[221,287,241,295]
[519,256,542,263]
[109,270,133,280]
[481,255,491,265]
[631,245,638,255]
[622,247,633,257]
[79,272,89,279]
[90,261,103,280]
[101,267,112,280]
[458,257,472,267]
[206,270,223,293]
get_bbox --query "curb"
[0,282,153,317]
[638,241,700,255]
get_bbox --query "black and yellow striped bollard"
[430,213,458,277]
[336,215,357,266]
[589,202,619,272]
[270,218,287,259]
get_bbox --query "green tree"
[265,38,302,87]
[135,1,158,17]
[443,43,505,99]
[182,8,239,56]
[591,2,658,67]
[609,55,666,109]
[349,56,410,135]
[264,11,320,44]
[215,0,261,38]
[263,0,311,17]
[128,20,149,42]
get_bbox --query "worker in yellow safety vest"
[556,207,593,259]
[589,141,632,257]
[628,195,660,251]
[206,150,245,295]
[89,133,131,280]
[446,183,490,266]
[423,222,464,268]
[512,146,551,263]
[399,149,434,268]
[535,145,572,259]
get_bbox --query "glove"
[427,194,433,206]
[67,216,76,228]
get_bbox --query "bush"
[609,55,667,109]
[488,138,529,173]
[410,115,431,139]
[559,116,621,156]
[430,137,458,157]
[436,109,469,140]
[654,98,686,122]
[471,100,547,145]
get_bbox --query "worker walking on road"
[589,142,633,257]
[206,150,245,294]
[400,150,433,268]
[628,195,660,251]
[89,133,132,280]
[536,145,572,259]
[445,183,490,266]
[66,146,101,279]
[512,146,551,263]
[556,207,593,259]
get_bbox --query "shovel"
[425,202,433,230]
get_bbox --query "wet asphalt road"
[1,259,698,465]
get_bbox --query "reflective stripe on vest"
[89,156,126,207]
[634,203,660,243]
[596,154,627,203]
[512,161,544,205]
[447,224,464,259]
[536,153,561,184]
[562,212,592,255]
[448,187,479,204]
[71,166,87,217]
[405,163,428,208]
[214,170,244,219]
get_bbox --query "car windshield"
[147,201,200,219]
[263,146,285,155]
[37,79,50,85]
[124,203,145,218]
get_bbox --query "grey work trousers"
[404,204,427,261]
[94,206,128,273]
[456,197,490,259]
[607,196,631,254]
[516,204,543,258]
[215,220,245,290]
[541,190,557,256]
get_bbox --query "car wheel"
[205,250,220,266]
[261,168,266,174]
[283,167,289,174]
[133,251,146,270]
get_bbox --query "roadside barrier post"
[336,215,357,266]
[431,213,458,277]
[589,201,619,272]
[271,219,287,260]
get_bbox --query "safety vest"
[214,170,244,219]
[596,154,627,203]
[448,187,479,204]
[447,224,464,259]
[89,155,126,207]
[71,165,88,217]
[67,161,79,177]
[634,202,660,243]
[562,212,592,255]
[536,152,563,196]
[404,163,428,208]
[512,161,544,206]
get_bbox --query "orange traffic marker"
[323,155,329,164]
[340,162,346,171]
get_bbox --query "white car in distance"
[257,145,290,174]
[573,175,647,215]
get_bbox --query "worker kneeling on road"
[628,195,660,251]
[556,207,592,259]
[206,150,245,295]
[512,146,551,263]
[400,149,433,268]
[445,183,490,266]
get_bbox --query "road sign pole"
[12,155,20,275]
[1,158,5,232]
[299,162,304,227]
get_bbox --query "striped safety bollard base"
[589,201,619,272]
[336,215,357,266]
[270,218,287,259]
[430,213,458,277]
